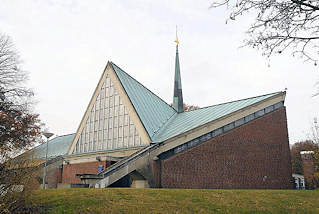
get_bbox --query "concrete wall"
[156,107,292,189]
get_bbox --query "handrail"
[98,143,158,179]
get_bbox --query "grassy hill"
[29,188,319,214]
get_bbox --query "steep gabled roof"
[32,133,75,159]
[110,62,176,138]
[152,92,283,142]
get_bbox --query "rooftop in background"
[32,133,75,159]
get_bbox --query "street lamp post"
[42,131,54,190]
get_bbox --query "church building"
[33,39,292,189]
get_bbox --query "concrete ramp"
[94,144,158,188]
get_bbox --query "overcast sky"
[1,0,318,144]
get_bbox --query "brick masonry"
[62,161,108,184]
[159,107,292,189]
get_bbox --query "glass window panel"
[105,88,109,99]
[245,114,255,122]
[104,119,108,129]
[103,130,107,140]
[115,95,119,106]
[95,110,99,120]
[118,137,123,147]
[119,127,123,137]
[99,130,102,141]
[119,105,124,115]
[104,109,108,119]
[223,123,234,132]
[213,128,223,137]
[255,109,265,117]
[109,118,113,127]
[129,136,134,146]
[113,139,117,148]
[94,131,97,141]
[108,129,113,139]
[124,115,129,125]
[274,101,283,109]
[265,105,274,113]
[106,77,110,87]
[109,96,114,106]
[110,86,114,96]
[235,118,245,127]
[100,98,104,108]
[109,107,113,117]
[85,133,89,142]
[119,115,123,126]
[100,90,105,99]
[124,126,129,136]
[114,106,119,117]
[124,137,128,147]
[129,126,135,136]
[90,112,94,122]
[114,88,118,95]
[113,128,118,138]
[114,117,118,127]
[135,135,140,145]
[99,109,104,120]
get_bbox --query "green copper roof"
[32,133,75,159]
[173,45,184,113]
[152,92,282,142]
[110,62,176,138]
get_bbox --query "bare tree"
[0,33,33,105]
[0,32,42,213]
[210,0,319,64]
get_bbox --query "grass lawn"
[28,188,319,214]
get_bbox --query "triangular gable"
[152,92,285,142]
[68,62,151,154]
[110,62,176,139]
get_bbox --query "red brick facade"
[62,161,108,184]
[159,107,292,189]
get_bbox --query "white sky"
[0,0,318,144]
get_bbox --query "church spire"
[173,28,184,113]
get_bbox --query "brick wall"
[62,161,108,184]
[160,107,292,189]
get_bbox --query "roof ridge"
[185,91,283,113]
[110,62,176,112]
[151,112,177,138]
[54,133,75,138]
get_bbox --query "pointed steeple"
[173,29,184,113]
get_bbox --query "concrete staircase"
[84,144,159,188]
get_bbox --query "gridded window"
[235,118,245,127]
[73,75,146,154]
[255,109,265,117]
[265,105,274,113]
[274,102,283,109]
[245,113,255,123]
